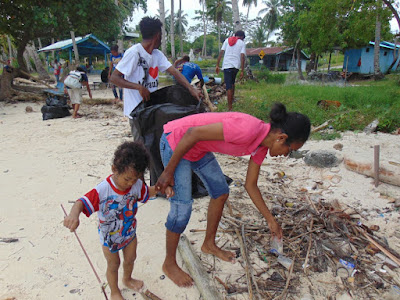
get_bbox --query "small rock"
[304,150,343,168]
[25,106,33,113]
[333,143,343,151]
[160,275,165,280]
[394,198,400,208]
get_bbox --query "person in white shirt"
[110,17,201,142]
[215,30,246,111]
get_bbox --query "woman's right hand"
[64,215,79,232]
[268,218,283,240]
[155,170,175,194]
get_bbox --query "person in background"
[110,17,201,142]
[155,103,311,287]
[173,55,204,88]
[108,45,124,103]
[64,66,92,119]
[215,30,246,111]
[53,59,62,84]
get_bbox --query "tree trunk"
[386,37,399,74]
[297,48,305,80]
[26,43,50,80]
[306,52,316,73]
[70,31,80,65]
[245,4,250,32]
[23,49,33,73]
[159,0,167,55]
[37,38,43,49]
[170,0,175,60]
[179,0,183,57]
[231,0,241,32]
[7,35,13,60]
[217,20,221,51]
[202,2,207,57]
[51,38,55,60]
[373,12,383,80]
[114,0,124,52]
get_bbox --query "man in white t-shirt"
[110,17,201,142]
[215,30,246,111]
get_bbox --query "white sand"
[1,85,399,299]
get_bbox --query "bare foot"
[201,243,236,263]
[162,261,193,287]
[110,290,124,300]
[122,278,144,292]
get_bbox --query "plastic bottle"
[270,236,283,255]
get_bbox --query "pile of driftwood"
[185,158,400,299]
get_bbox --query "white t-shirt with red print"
[116,43,172,118]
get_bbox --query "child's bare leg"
[102,246,123,300]
[201,194,236,262]
[122,237,143,291]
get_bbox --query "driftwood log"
[177,234,223,300]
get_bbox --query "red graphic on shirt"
[149,67,159,79]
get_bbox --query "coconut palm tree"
[242,0,257,32]
[258,0,281,33]
[231,0,241,31]
[199,0,207,56]
[206,0,231,50]
[170,0,175,59]
[159,0,167,54]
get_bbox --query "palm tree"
[231,0,241,31]
[258,0,281,33]
[159,0,167,54]
[249,17,268,47]
[206,0,231,50]
[170,0,175,60]
[199,0,207,56]
[242,0,257,32]
[179,0,183,57]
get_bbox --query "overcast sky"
[127,0,399,38]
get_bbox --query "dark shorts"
[223,68,239,90]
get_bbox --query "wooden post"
[178,234,223,300]
[345,56,349,86]
[374,145,380,187]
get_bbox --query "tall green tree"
[242,0,258,31]
[206,0,232,50]
[259,0,281,34]
[158,0,167,54]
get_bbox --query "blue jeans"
[160,133,229,233]
[112,85,123,100]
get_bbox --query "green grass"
[218,73,400,134]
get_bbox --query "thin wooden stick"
[303,219,314,274]
[226,200,253,299]
[279,257,295,300]
[61,204,109,300]
[374,145,380,187]
[357,227,400,266]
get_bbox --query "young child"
[64,141,173,300]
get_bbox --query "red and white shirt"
[78,175,149,252]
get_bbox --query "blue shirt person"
[174,55,204,87]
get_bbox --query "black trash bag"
[46,94,67,107]
[101,67,109,83]
[41,105,71,120]
[131,85,212,197]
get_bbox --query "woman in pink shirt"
[155,103,311,287]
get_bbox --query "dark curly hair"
[269,102,311,144]
[139,16,163,40]
[113,142,150,175]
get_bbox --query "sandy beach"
[1,80,400,300]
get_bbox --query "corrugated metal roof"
[368,41,400,50]
[246,47,286,56]
[38,34,110,53]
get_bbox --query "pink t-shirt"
[163,112,271,165]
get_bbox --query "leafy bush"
[253,69,286,84]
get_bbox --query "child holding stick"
[64,141,173,300]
